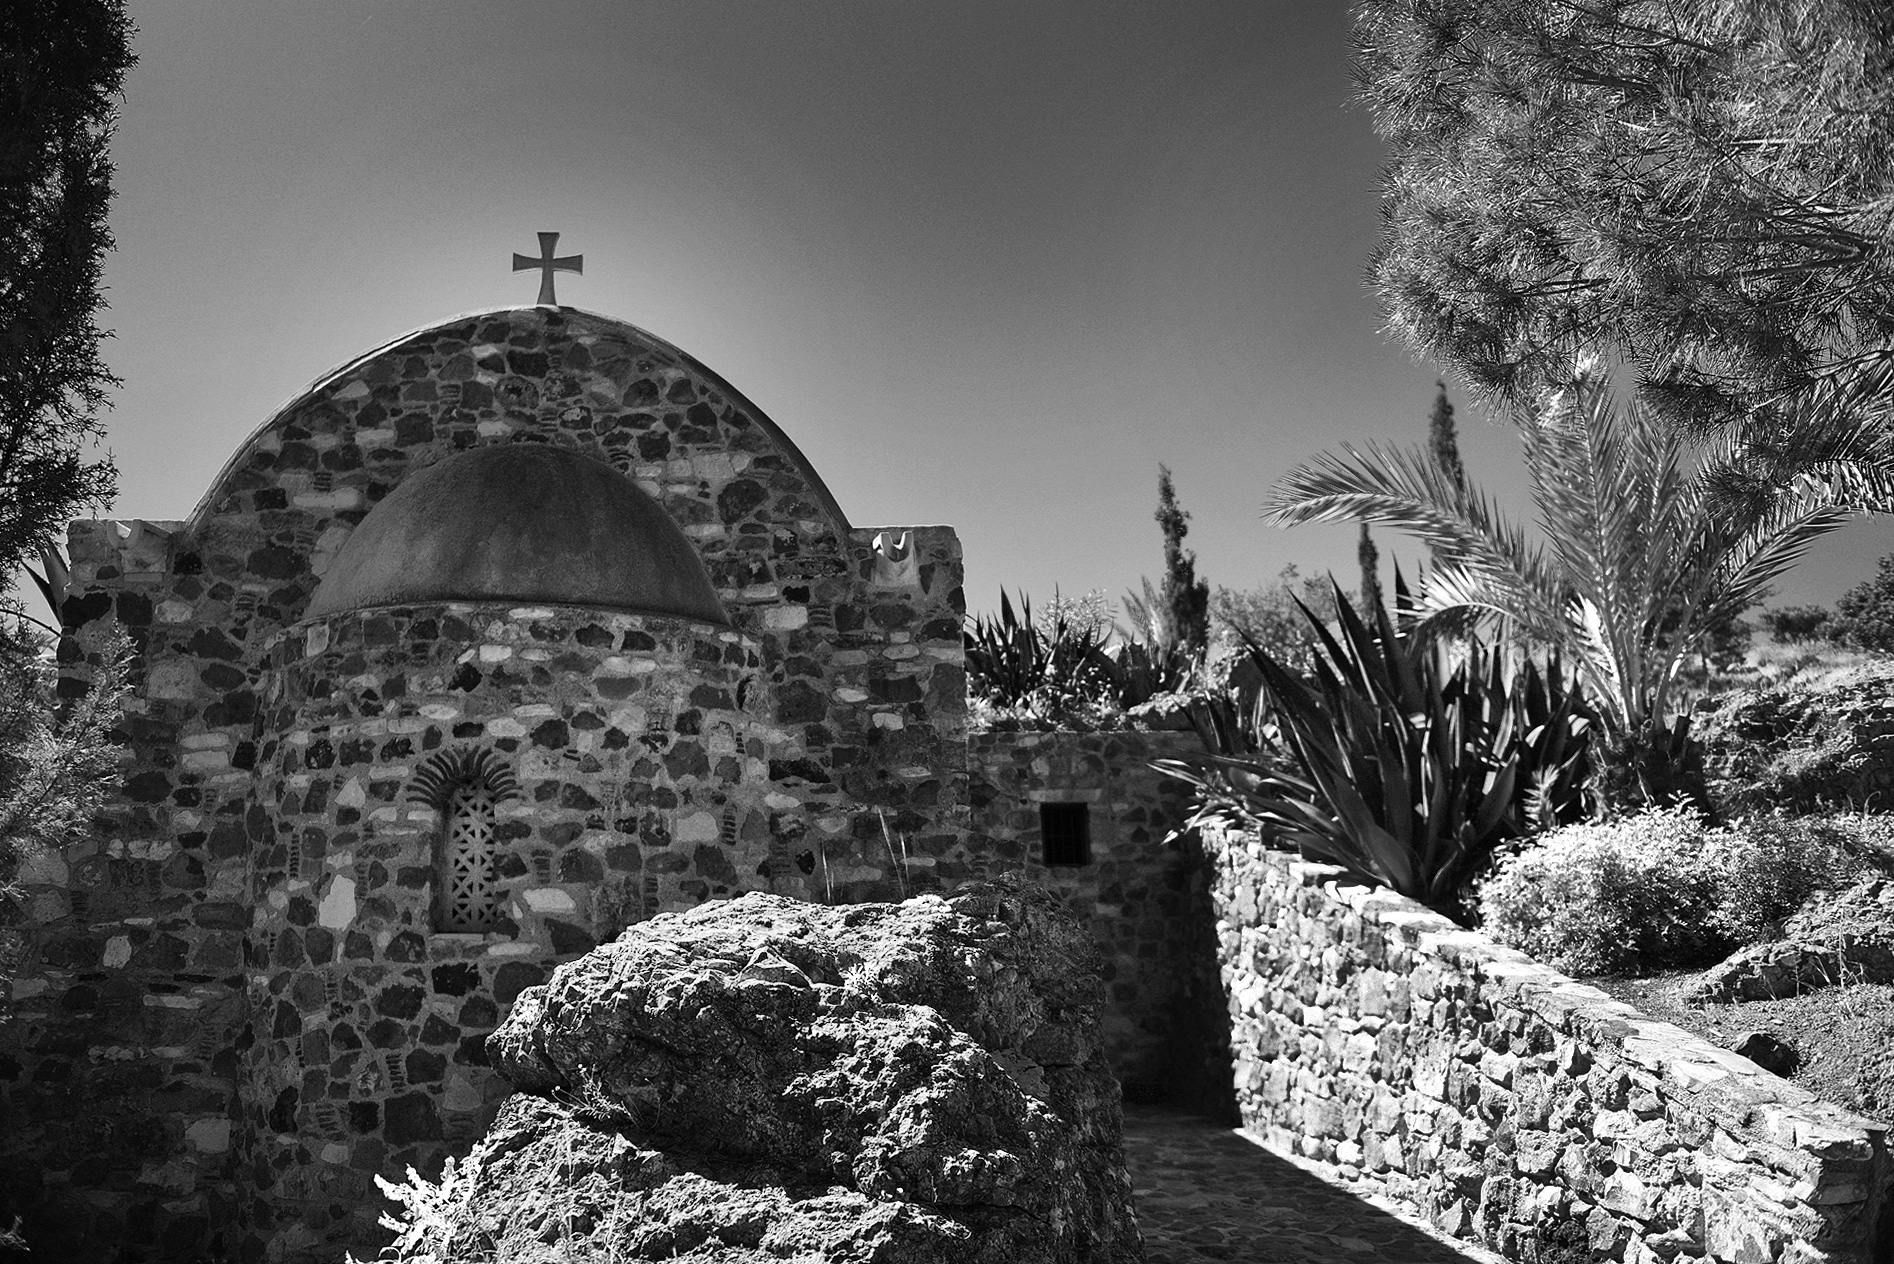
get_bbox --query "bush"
[1478,807,1866,975]
[1832,553,1894,653]
[1762,604,1832,644]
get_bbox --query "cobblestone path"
[1123,1106,1502,1264]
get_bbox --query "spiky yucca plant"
[1160,578,1593,916]
[1265,364,1894,805]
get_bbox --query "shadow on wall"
[1146,830,1237,1124]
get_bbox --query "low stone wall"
[1208,825,1894,1264]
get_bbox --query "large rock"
[380,883,1142,1262]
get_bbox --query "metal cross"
[512,232,583,305]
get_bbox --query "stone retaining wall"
[1207,825,1894,1264]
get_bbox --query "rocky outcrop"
[1686,875,1894,1003]
[1697,663,1894,813]
[374,883,1142,1263]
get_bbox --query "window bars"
[441,784,501,933]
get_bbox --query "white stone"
[763,606,809,630]
[871,713,905,730]
[337,778,366,809]
[513,703,556,718]
[478,644,513,663]
[420,704,459,721]
[10,978,47,1000]
[833,687,869,704]
[318,875,357,930]
[185,1118,232,1153]
[292,488,364,511]
[144,994,202,1009]
[764,792,799,811]
[353,426,395,446]
[882,644,919,660]
[156,599,195,623]
[319,1142,351,1164]
[181,750,229,771]
[333,380,370,401]
[486,718,527,738]
[476,419,512,438]
[102,936,132,968]
[522,888,576,914]
[305,624,331,656]
[674,812,720,844]
[182,733,231,750]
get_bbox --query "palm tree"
[1265,362,1894,805]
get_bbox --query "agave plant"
[1265,363,1894,804]
[963,590,1113,721]
[1159,578,1593,915]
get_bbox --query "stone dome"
[304,444,726,622]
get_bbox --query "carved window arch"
[407,749,522,933]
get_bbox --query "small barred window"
[440,784,500,932]
[1040,802,1092,867]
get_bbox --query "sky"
[94,0,1894,620]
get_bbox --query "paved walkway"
[1122,1106,1500,1264]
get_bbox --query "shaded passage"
[1123,1106,1499,1264]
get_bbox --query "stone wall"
[1208,825,1894,1264]
[967,729,1230,1115]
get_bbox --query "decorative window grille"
[1040,802,1092,867]
[441,784,501,932]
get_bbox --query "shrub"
[1762,604,1832,644]
[1832,553,1894,653]
[1479,808,1865,975]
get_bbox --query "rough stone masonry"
[0,304,1206,1263]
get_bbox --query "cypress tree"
[1428,381,1466,492]
[1155,465,1209,660]
[0,0,135,616]
[1357,522,1384,618]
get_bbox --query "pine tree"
[1155,465,1209,660]
[1355,1,1894,431]
[0,0,135,612]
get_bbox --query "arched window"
[440,784,500,933]
[407,748,520,935]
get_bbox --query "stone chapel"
[0,305,1220,1262]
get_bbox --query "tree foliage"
[0,630,128,1007]
[1356,522,1384,617]
[0,0,134,598]
[1266,362,1894,803]
[1356,1,1894,431]
[1831,552,1894,652]
[1154,465,1210,660]
[1209,565,1336,677]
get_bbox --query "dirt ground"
[1589,972,1894,1123]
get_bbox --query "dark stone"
[547,920,596,956]
[494,962,546,1006]
[1732,1030,1801,1076]
[385,932,427,963]
[773,681,826,724]
[405,1048,448,1084]
[717,479,769,523]
[348,1101,381,1133]
[531,718,570,748]
[376,984,426,1020]
[382,1092,442,1145]
[268,1087,299,1134]
[432,963,481,996]
[124,771,172,803]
